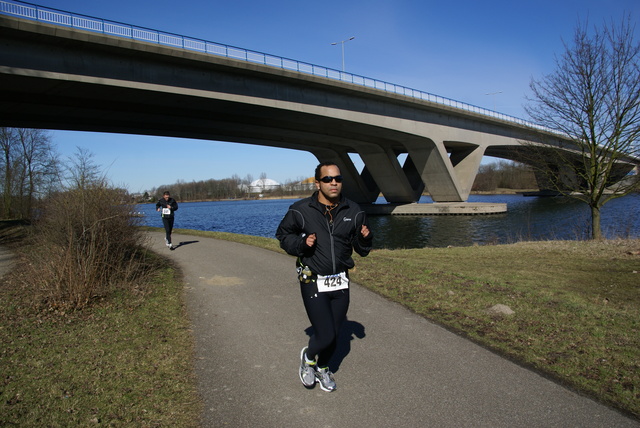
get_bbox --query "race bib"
[316,272,349,292]
[162,208,171,216]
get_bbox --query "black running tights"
[300,282,350,367]
[162,217,174,244]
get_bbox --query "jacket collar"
[309,191,347,210]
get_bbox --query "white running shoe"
[315,367,336,392]
[299,347,316,388]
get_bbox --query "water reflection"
[367,194,639,248]
[138,193,640,249]
[367,215,487,248]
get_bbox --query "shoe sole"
[299,347,316,388]
[317,381,336,392]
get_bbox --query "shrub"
[23,185,149,310]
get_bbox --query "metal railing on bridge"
[1,0,542,130]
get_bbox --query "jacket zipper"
[327,217,336,273]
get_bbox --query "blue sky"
[14,0,640,193]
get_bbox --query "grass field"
[352,239,640,418]
[0,221,201,426]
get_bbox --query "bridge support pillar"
[404,140,462,202]
[355,145,423,203]
[313,138,485,204]
[448,143,486,200]
[403,139,485,202]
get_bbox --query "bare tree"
[66,146,107,190]
[0,127,18,218]
[0,127,59,219]
[16,128,59,216]
[258,171,268,193]
[525,15,640,239]
[243,173,254,197]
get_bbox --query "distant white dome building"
[248,178,280,193]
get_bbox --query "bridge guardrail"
[1,0,544,130]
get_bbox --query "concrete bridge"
[0,3,586,211]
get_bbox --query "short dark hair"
[163,191,171,196]
[315,162,339,180]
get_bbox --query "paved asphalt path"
[150,231,638,427]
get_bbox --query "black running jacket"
[276,192,373,276]
[155,197,178,218]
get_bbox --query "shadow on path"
[304,318,366,373]
[172,240,199,250]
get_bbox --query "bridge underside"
[0,15,572,204]
[0,68,498,204]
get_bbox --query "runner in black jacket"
[276,162,373,392]
[156,191,178,250]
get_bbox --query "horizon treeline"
[472,160,538,192]
[146,174,313,202]
[144,161,539,202]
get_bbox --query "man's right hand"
[305,233,317,248]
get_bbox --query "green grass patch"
[0,253,201,427]
[172,227,283,253]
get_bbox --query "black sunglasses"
[319,175,343,183]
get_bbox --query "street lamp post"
[331,36,355,72]
[485,91,503,111]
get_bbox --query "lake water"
[138,193,640,249]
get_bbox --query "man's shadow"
[170,240,199,250]
[304,318,365,373]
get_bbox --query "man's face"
[315,165,342,202]
[163,194,170,201]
